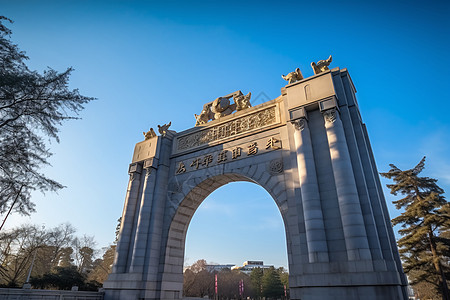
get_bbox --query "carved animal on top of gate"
[195,103,214,126]
[143,128,157,140]
[211,95,236,120]
[158,122,172,136]
[282,67,303,84]
[194,91,252,126]
[311,55,333,75]
[235,92,252,111]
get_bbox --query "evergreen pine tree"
[262,266,284,299]
[381,157,450,300]
[250,268,263,299]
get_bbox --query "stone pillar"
[144,134,173,299]
[113,163,142,273]
[291,117,329,263]
[322,108,371,261]
[129,159,158,273]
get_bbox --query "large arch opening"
[163,172,290,300]
[184,181,288,269]
[183,181,289,299]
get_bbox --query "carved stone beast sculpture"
[311,55,332,75]
[235,92,252,111]
[158,122,172,136]
[282,68,303,84]
[143,128,157,140]
[195,103,214,126]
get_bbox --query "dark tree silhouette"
[381,157,450,300]
[0,16,94,216]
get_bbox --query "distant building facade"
[232,261,274,274]
[203,261,275,274]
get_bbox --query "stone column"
[143,134,173,299]
[322,108,371,261]
[113,163,142,273]
[291,117,329,263]
[129,159,158,274]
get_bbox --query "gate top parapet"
[131,66,356,164]
[173,96,284,156]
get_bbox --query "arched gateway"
[104,65,408,300]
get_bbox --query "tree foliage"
[88,245,116,284]
[183,260,289,300]
[381,157,450,300]
[0,222,113,290]
[30,266,87,290]
[250,267,263,299]
[183,259,214,298]
[215,268,252,300]
[262,267,284,299]
[0,224,46,287]
[0,16,94,216]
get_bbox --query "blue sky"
[2,0,449,269]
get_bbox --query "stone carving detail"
[143,128,157,140]
[282,68,303,84]
[323,108,337,123]
[268,158,284,175]
[211,96,236,120]
[195,103,214,126]
[291,118,306,131]
[311,55,332,75]
[158,122,171,136]
[179,106,277,151]
[234,92,252,111]
[168,181,183,194]
[128,163,142,174]
[194,91,252,126]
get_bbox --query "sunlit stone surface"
[103,67,408,300]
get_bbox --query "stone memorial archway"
[104,63,408,300]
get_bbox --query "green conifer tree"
[381,157,450,300]
[262,266,284,299]
[250,268,263,299]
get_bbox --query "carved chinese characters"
[174,135,282,175]
[231,147,242,159]
[175,162,186,175]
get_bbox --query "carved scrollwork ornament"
[268,159,284,175]
[291,118,306,131]
[323,108,337,124]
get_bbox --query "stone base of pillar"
[289,263,408,300]
[290,285,407,300]
[104,289,142,300]
[103,273,158,300]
